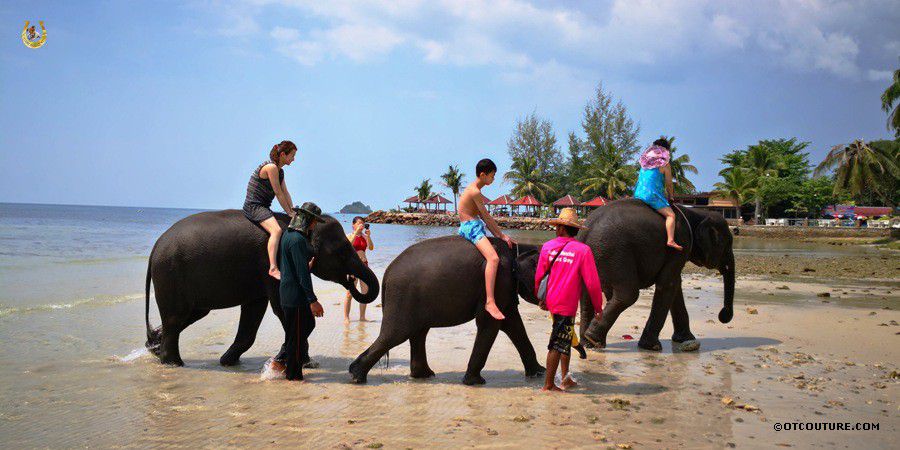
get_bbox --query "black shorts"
[548,314,575,356]
[243,203,274,223]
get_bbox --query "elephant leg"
[159,308,209,366]
[500,308,544,377]
[463,319,501,385]
[350,329,410,384]
[584,285,639,349]
[578,291,594,346]
[221,300,268,366]
[409,328,435,379]
[639,280,679,352]
[669,283,697,343]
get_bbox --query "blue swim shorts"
[458,219,487,244]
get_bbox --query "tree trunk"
[755,196,761,224]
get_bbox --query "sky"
[1,0,898,212]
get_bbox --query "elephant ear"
[693,217,715,268]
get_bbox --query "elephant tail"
[144,260,162,354]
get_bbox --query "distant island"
[338,201,372,214]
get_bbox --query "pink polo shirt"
[534,237,603,317]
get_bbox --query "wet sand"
[3,269,897,448]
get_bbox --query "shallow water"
[1,203,896,447]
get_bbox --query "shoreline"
[367,211,898,238]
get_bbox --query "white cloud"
[867,69,893,82]
[227,0,896,80]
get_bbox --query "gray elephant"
[144,210,379,366]
[580,199,735,351]
[349,237,545,385]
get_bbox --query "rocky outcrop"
[365,211,554,230]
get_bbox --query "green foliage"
[714,167,755,217]
[576,158,636,199]
[814,139,899,206]
[580,83,641,168]
[415,178,433,205]
[791,177,839,218]
[440,165,465,212]
[503,155,557,201]
[660,136,698,195]
[506,113,563,203]
[881,66,900,137]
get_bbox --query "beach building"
[580,196,608,212]
[672,192,744,219]
[423,194,452,214]
[511,195,542,217]
[552,195,581,214]
[487,194,516,216]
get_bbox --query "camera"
[364,223,370,229]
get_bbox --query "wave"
[0,293,143,318]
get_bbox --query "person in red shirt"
[534,208,604,392]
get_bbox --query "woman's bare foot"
[269,266,282,280]
[541,384,564,392]
[485,300,506,320]
[359,316,368,322]
[666,240,683,251]
[343,317,351,325]
[560,375,578,390]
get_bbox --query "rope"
[673,204,693,258]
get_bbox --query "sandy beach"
[1,207,897,448]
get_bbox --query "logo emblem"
[22,21,47,49]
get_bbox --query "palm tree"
[744,144,783,222]
[440,165,465,213]
[504,155,556,201]
[414,179,433,212]
[714,168,754,220]
[881,66,900,137]
[814,140,899,205]
[576,162,633,200]
[660,136,698,194]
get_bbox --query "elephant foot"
[674,340,701,352]
[349,360,369,384]
[145,327,162,356]
[637,338,662,352]
[462,373,486,386]
[219,353,240,366]
[582,330,606,350]
[671,331,697,344]
[160,354,185,367]
[525,365,546,378]
[409,366,436,379]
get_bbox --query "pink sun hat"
[639,145,670,169]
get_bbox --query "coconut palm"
[440,165,465,213]
[577,162,634,200]
[504,155,557,201]
[744,144,783,222]
[813,140,899,205]
[714,168,754,220]
[414,178,433,212]
[660,136,698,194]
[881,66,900,136]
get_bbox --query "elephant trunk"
[345,256,380,304]
[718,250,735,323]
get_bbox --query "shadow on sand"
[601,336,782,352]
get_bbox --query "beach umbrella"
[580,196,608,210]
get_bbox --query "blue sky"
[1,1,898,212]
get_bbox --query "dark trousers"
[278,305,315,380]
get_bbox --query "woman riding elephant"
[578,198,735,352]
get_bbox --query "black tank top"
[243,161,284,208]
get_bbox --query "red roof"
[480,193,490,203]
[512,195,542,206]
[424,194,452,204]
[855,206,892,217]
[487,194,516,205]
[581,196,607,207]
[552,195,580,206]
[403,195,420,203]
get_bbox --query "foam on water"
[0,293,143,318]
[114,347,149,363]
[259,357,286,381]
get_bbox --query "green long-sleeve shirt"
[279,229,318,308]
